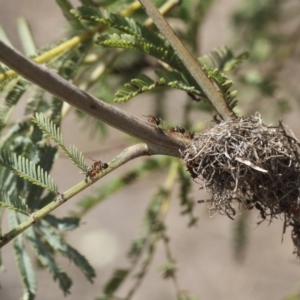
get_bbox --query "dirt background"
[1,1,300,300]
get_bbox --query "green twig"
[0,144,150,248]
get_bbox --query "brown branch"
[0,40,189,157]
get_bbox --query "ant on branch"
[185,131,195,139]
[168,126,195,139]
[186,161,198,182]
[169,126,185,134]
[142,115,162,127]
[86,157,108,180]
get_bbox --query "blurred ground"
[1,1,300,300]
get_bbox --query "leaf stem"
[138,0,237,121]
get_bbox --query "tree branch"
[0,143,150,248]
[0,40,189,157]
[138,0,237,121]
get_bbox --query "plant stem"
[0,40,189,157]
[138,0,237,121]
[0,144,150,248]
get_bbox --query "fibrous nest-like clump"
[182,114,300,256]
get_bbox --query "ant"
[186,162,198,181]
[185,131,195,139]
[86,158,108,180]
[169,126,186,134]
[142,115,162,127]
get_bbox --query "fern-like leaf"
[114,71,203,103]
[10,211,36,300]
[0,191,29,215]
[72,7,183,70]
[25,86,46,115]
[56,0,85,31]
[198,46,249,72]
[97,33,183,71]
[177,165,198,227]
[44,214,80,231]
[206,68,238,109]
[25,226,72,295]
[0,80,28,132]
[32,113,88,172]
[0,151,58,194]
[37,220,96,283]
[103,269,129,296]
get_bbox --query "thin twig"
[138,0,237,121]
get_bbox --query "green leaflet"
[177,165,198,227]
[32,112,88,172]
[103,269,129,296]
[37,220,96,283]
[72,7,167,49]
[17,18,37,56]
[97,32,183,71]
[198,46,249,72]
[10,211,37,300]
[44,214,80,231]
[0,80,29,133]
[0,151,58,194]
[56,0,85,31]
[25,225,72,295]
[0,190,29,215]
[72,6,243,111]
[114,72,202,103]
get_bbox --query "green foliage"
[0,151,58,194]
[97,176,184,299]
[198,46,249,72]
[0,0,296,299]
[101,269,129,298]
[44,215,80,231]
[32,113,88,172]
[56,0,85,31]
[159,260,176,279]
[233,212,249,262]
[10,212,37,300]
[0,80,28,132]
[71,7,246,113]
[114,71,202,103]
[25,226,73,295]
[178,165,198,227]
[0,190,29,215]
[37,220,96,283]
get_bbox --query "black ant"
[86,158,108,179]
[169,126,186,134]
[142,115,162,127]
[186,162,198,181]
